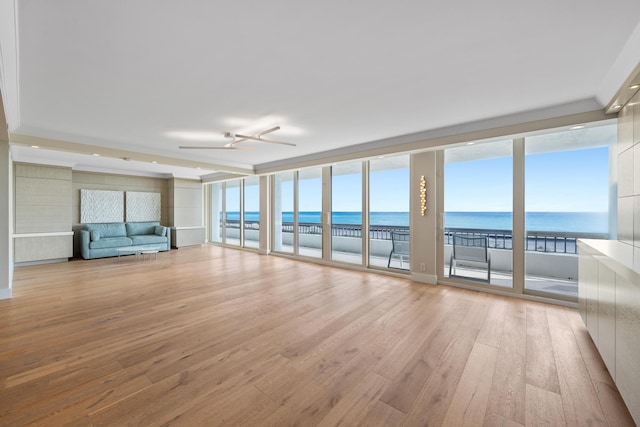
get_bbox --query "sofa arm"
[165,226,171,250]
[79,229,91,259]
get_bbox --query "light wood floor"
[0,245,634,426]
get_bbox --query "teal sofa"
[79,221,171,260]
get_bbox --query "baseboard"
[411,273,438,284]
[0,288,12,300]
[14,258,69,267]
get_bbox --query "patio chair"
[388,231,410,268]
[449,234,491,282]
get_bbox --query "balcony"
[220,221,607,299]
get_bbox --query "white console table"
[578,239,640,424]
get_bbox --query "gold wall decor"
[420,175,427,216]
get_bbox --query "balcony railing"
[222,220,607,255]
[444,228,608,254]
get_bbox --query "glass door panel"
[243,176,260,249]
[524,125,614,299]
[297,168,323,258]
[369,156,410,269]
[225,181,241,246]
[274,172,294,253]
[444,140,513,288]
[331,162,362,264]
[210,183,223,243]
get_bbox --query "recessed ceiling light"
[570,125,585,130]
[196,167,201,170]
[151,161,157,164]
[630,84,640,90]
[466,142,475,145]
[31,145,39,148]
[92,153,100,156]
[378,156,384,159]
[611,104,622,110]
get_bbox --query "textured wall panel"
[15,177,72,206]
[80,189,124,223]
[15,205,71,233]
[172,207,203,227]
[171,228,205,247]
[14,235,73,262]
[126,192,161,222]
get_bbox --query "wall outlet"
[420,263,426,271]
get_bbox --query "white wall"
[0,140,12,299]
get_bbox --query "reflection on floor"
[445,265,577,298]
[216,240,573,297]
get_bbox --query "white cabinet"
[578,240,640,425]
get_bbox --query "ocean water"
[231,211,608,234]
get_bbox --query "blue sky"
[233,145,609,214]
[445,146,609,212]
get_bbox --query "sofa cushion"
[89,236,133,249]
[126,221,160,236]
[85,223,127,238]
[154,225,167,237]
[90,230,100,241]
[131,235,167,245]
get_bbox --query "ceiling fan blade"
[178,146,255,150]
[234,134,296,147]
[257,126,280,137]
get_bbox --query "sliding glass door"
[273,172,294,253]
[225,180,241,246]
[243,176,260,249]
[369,156,410,269]
[524,125,614,299]
[331,162,363,264]
[210,182,223,243]
[297,168,323,258]
[444,140,513,288]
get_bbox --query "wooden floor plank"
[524,383,566,427]
[0,245,631,426]
[379,313,463,413]
[485,314,527,425]
[549,327,608,426]
[401,326,479,426]
[316,371,390,427]
[525,305,560,394]
[441,342,499,427]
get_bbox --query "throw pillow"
[90,230,100,241]
[154,226,166,237]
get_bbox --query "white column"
[512,137,525,294]
[410,151,438,284]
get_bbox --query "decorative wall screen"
[126,192,161,222]
[80,190,124,223]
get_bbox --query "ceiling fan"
[179,126,296,150]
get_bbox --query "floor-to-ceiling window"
[369,156,410,269]
[225,180,241,246]
[243,176,260,249]
[444,140,513,288]
[273,171,294,253]
[210,182,223,243]
[297,168,323,258]
[524,124,614,299]
[331,162,363,264]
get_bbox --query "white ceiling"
[2,1,640,178]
